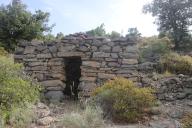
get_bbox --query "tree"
[86,23,106,37]
[108,31,121,39]
[0,0,53,52]
[56,32,64,39]
[143,0,192,49]
[43,33,55,42]
[126,28,141,38]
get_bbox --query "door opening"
[64,57,81,100]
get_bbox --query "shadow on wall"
[64,57,82,100]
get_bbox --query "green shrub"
[139,37,171,62]
[59,106,105,128]
[92,78,156,123]
[159,52,192,75]
[181,113,192,128]
[0,56,40,125]
[8,104,37,128]
[0,47,8,56]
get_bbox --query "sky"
[0,0,158,37]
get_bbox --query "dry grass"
[58,105,105,128]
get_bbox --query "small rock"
[37,103,49,109]
[168,109,184,119]
[150,107,161,115]
[37,109,50,118]
[37,116,54,126]
[187,101,192,107]
[178,74,185,78]
[151,116,159,121]
[149,120,176,128]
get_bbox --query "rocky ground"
[29,98,192,128]
[28,73,192,128]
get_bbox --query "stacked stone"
[14,35,139,101]
[157,75,192,101]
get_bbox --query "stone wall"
[156,75,192,101]
[14,34,139,101]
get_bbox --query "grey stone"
[49,46,57,53]
[31,66,48,71]
[105,58,117,62]
[15,37,139,99]
[122,59,138,65]
[112,46,122,52]
[82,61,101,68]
[149,122,170,128]
[36,45,46,51]
[92,40,103,46]
[37,54,52,58]
[45,91,64,102]
[119,52,139,59]
[58,45,76,52]
[40,80,65,87]
[46,86,64,91]
[108,62,120,67]
[24,46,35,54]
[98,73,116,79]
[99,45,111,52]
[176,93,187,99]
[37,116,54,126]
[80,77,96,82]
[14,55,23,60]
[15,47,24,54]
[28,62,47,67]
[78,46,90,52]
[150,107,161,115]
[124,46,138,53]
[111,53,118,58]
[57,52,85,57]
[91,46,98,51]
[93,52,110,58]
[168,109,184,119]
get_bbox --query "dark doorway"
[64,57,82,100]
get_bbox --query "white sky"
[0,0,159,37]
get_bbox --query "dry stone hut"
[14,33,139,102]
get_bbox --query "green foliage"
[126,27,141,38]
[159,52,192,75]
[108,31,121,39]
[0,56,40,124]
[139,37,171,62]
[0,47,8,56]
[56,32,64,40]
[0,0,53,52]
[43,33,56,42]
[181,113,192,128]
[92,78,156,123]
[143,0,192,49]
[60,106,105,128]
[86,23,106,37]
[8,104,37,128]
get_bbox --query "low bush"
[181,113,192,128]
[139,37,171,63]
[0,56,40,126]
[0,47,8,56]
[159,52,192,75]
[60,106,105,128]
[92,77,156,123]
[8,104,37,128]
